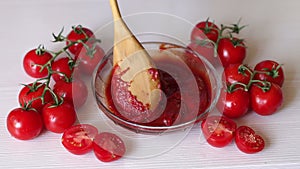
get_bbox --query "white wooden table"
[1,0,300,168]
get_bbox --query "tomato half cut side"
[235,126,265,154]
[93,132,126,162]
[62,124,98,155]
[201,115,237,148]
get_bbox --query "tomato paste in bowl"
[94,41,221,134]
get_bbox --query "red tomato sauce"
[104,46,212,127]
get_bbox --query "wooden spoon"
[109,0,161,111]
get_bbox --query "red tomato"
[23,48,52,78]
[187,42,215,63]
[42,102,77,133]
[235,126,265,154]
[224,63,252,87]
[201,115,237,147]
[254,60,284,87]
[51,57,74,82]
[18,83,52,112]
[191,20,219,43]
[250,82,283,116]
[66,26,94,55]
[6,108,43,140]
[217,37,246,67]
[75,43,105,75]
[53,79,88,108]
[62,124,98,155]
[217,88,250,119]
[93,132,126,162]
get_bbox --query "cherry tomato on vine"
[75,42,105,75]
[235,126,265,154]
[217,37,246,68]
[201,115,237,148]
[62,124,98,155]
[23,47,52,78]
[42,102,77,133]
[191,19,220,43]
[6,108,43,140]
[53,79,88,108]
[51,57,74,82]
[18,83,52,112]
[254,60,284,87]
[217,87,250,119]
[250,82,283,116]
[93,132,126,162]
[66,26,94,55]
[223,63,252,87]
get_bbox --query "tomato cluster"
[6,25,125,162]
[190,18,285,153]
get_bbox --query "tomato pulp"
[96,45,213,130]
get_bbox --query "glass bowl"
[93,35,222,134]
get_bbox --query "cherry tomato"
[42,102,77,133]
[191,19,219,43]
[93,132,126,162]
[18,83,52,113]
[201,115,237,147]
[254,60,284,87]
[250,82,283,116]
[75,42,105,75]
[51,57,74,82]
[235,126,265,154]
[53,79,88,108]
[62,124,98,155]
[23,48,52,78]
[6,108,43,140]
[66,26,94,55]
[224,63,252,87]
[217,88,250,119]
[217,37,246,67]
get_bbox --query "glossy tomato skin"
[217,38,246,68]
[254,60,284,87]
[250,83,283,116]
[75,43,105,75]
[201,115,237,148]
[235,126,265,154]
[217,88,250,119]
[62,124,98,155]
[23,49,52,78]
[53,79,88,108]
[18,83,52,112]
[191,21,219,43]
[42,102,77,133]
[224,63,252,86]
[51,57,74,82]
[66,26,94,55]
[93,132,126,162]
[6,108,43,140]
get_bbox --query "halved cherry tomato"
[201,115,237,147]
[62,124,98,155]
[93,132,126,162]
[254,60,284,87]
[235,126,265,154]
